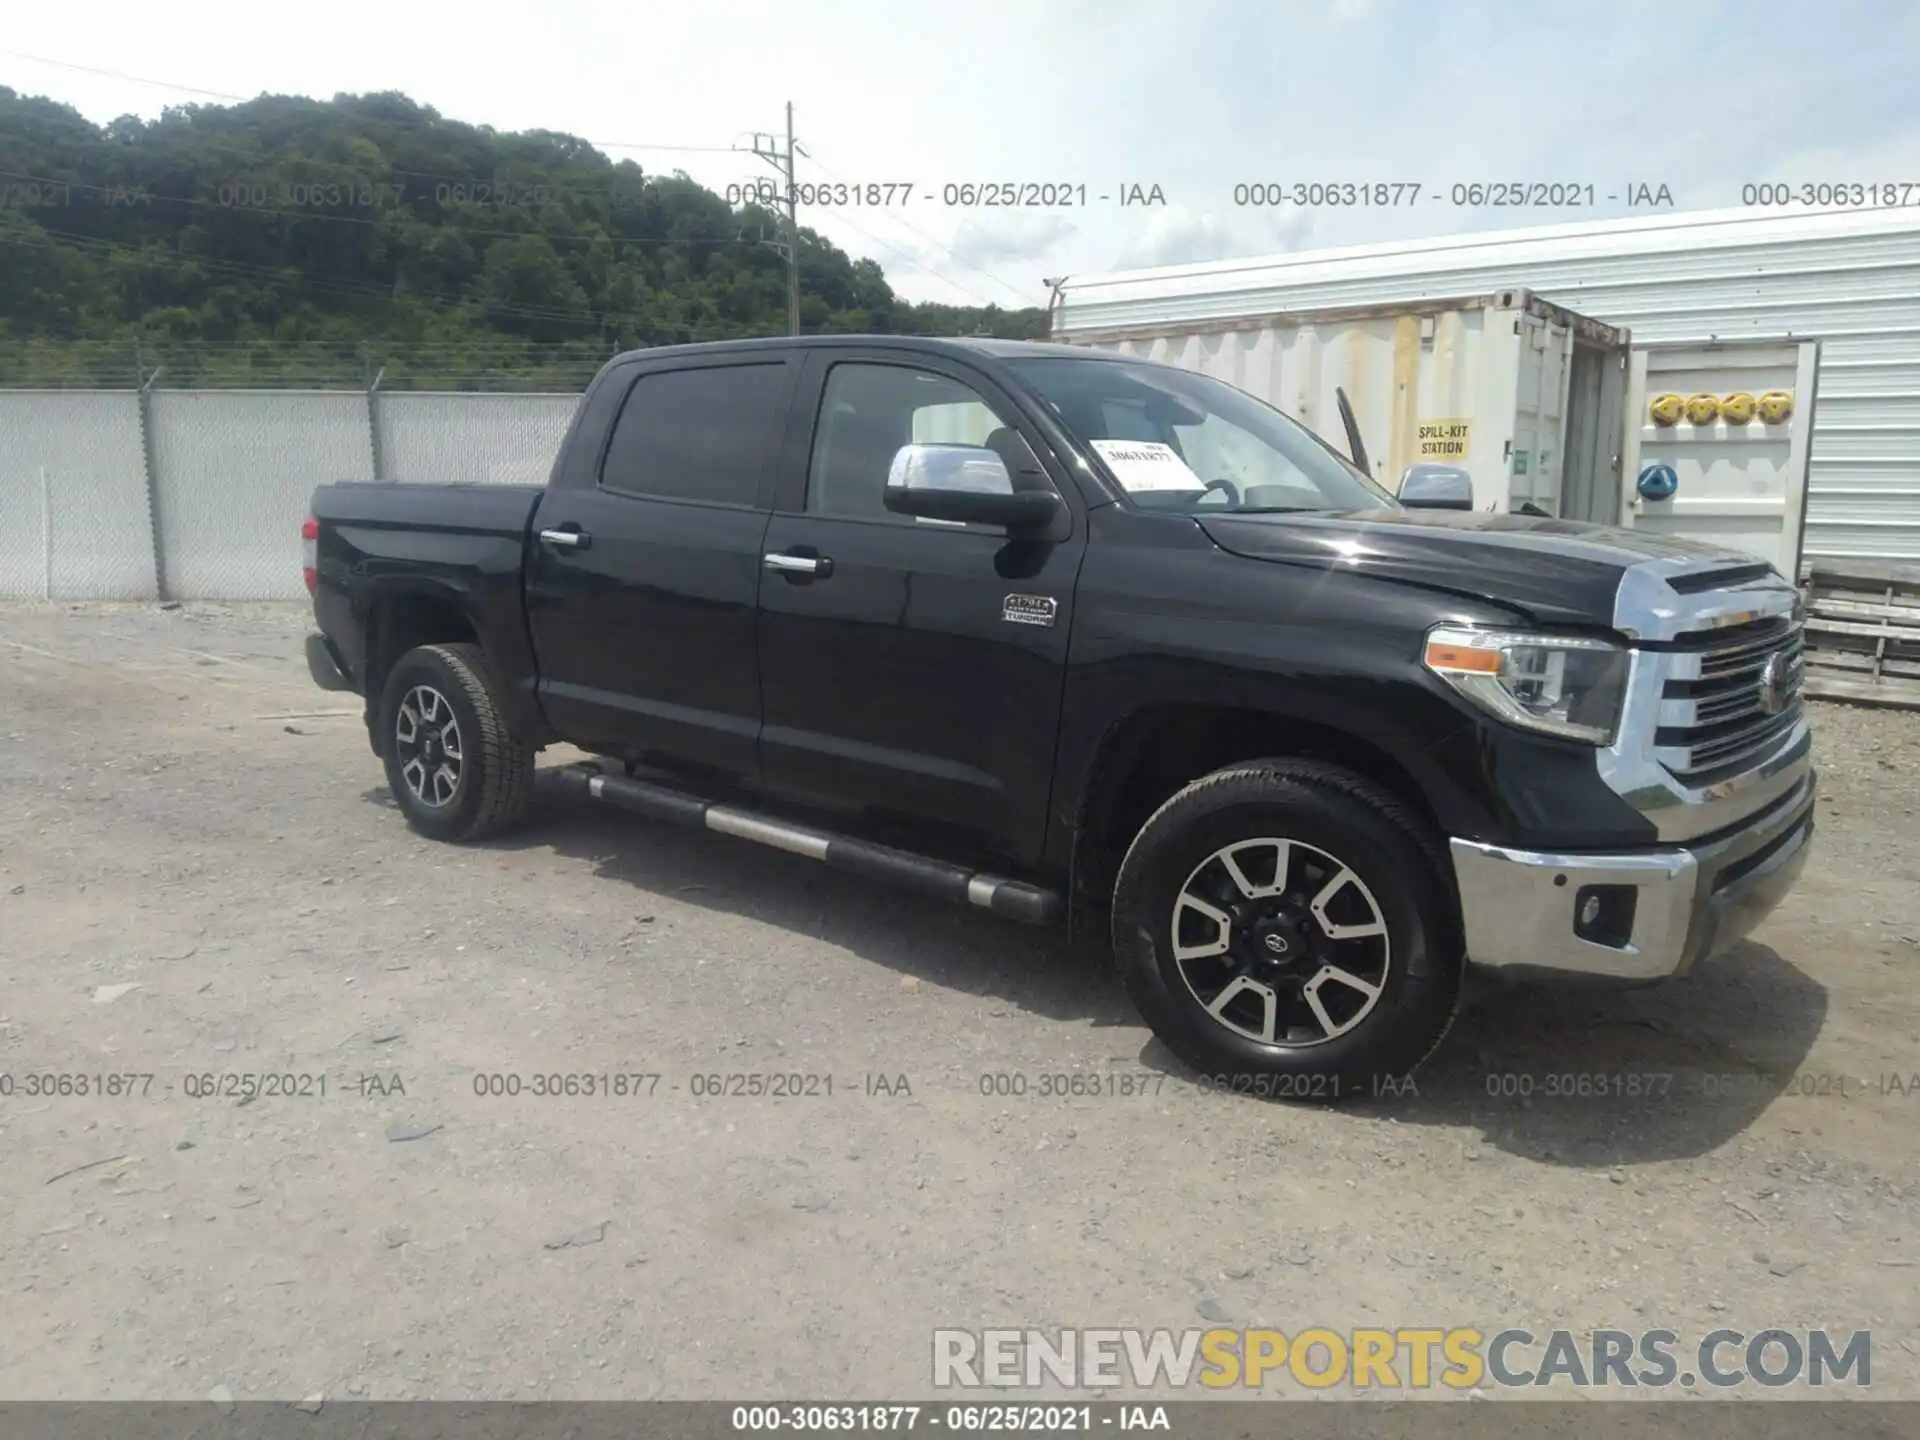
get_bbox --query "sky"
[5,0,1919,310]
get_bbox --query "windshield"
[1004,355,1399,515]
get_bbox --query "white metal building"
[1055,205,1920,565]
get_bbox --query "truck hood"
[1197,508,1776,629]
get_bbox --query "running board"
[555,764,1063,926]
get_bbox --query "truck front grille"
[1654,617,1806,787]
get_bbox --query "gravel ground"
[0,601,1915,1405]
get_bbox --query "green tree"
[0,85,1049,388]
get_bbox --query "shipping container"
[1616,339,1820,574]
[1055,205,1920,567]
[1054,289,1632,526]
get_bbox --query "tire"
[1110,759,1462,1099]
[377,643,534,842]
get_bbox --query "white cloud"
[1112,207,1247,269]
[947,213,1081,270]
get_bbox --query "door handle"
[764,551,833,578]
[539,527,591,550]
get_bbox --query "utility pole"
[1042,276,1071,339]
[749,104,803,335]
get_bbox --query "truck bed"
[307,482,548,708]
[312,480,545,537]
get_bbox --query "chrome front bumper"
[1449,771,1816,983]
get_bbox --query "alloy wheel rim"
[395,685,464,808]
[1170,837,1391,1047]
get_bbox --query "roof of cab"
[605,334,1131,367]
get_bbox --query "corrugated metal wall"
[1077,302,1581,513]
[1057,207,1920,563]
[1086,310,1500,471]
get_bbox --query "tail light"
[301,516,319,595]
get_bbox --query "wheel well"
[363,594,478,751]
[1072,705,1446,910]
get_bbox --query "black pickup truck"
[304,336,1815,1091]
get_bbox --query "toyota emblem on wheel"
[1264,933,1290,956]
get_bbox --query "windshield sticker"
[1088,440,1207,494]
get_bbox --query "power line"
[5,47,1044,306]
[797,201,1007,312]
[2,51,1049,329]
[0,165,771,254]
[797,152,1035,307]
[6,212,1027,339]
[591,138,740,156]
[0,151,1029,304]
[5,226,620,329]
[756,168,1009,311]
[0,159,1024,300]
[747,105,802,335]
[0,116,715,213]
[0,49,245,102]
[2,337,615,350]
[11,229,597,327]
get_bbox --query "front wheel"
[1110,759,1461,1098]
[377,643,534,842]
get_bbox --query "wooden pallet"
[1800,561,1920,710]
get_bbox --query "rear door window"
[600,361,788,508]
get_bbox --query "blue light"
[1637,463,1679,500]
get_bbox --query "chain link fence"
[377,393,581,487]
[0,391,157,599]
[0,383,583,601]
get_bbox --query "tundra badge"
[1003,594,1058,628]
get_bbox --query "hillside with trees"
[0,86,1048,388]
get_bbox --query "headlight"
[1423,626,1629,745]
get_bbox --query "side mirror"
[883,443,1063,532]
[1397,462,1473,510]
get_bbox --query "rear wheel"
[1111,759,1461,1098]
[377,643,534,842]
